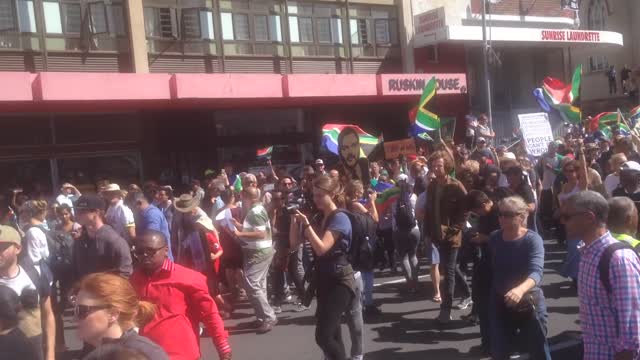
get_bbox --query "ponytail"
[135,300,157,328]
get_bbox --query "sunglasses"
[0,242,15,252]
[498,211,520,218]
[133,246,166,258]
[74,304,111,320]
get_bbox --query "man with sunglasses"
[73,194,132,279]
[562,191,640,360]
[130,230,232,360]
[0,225,56,360]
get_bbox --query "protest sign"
[384,138,417,160]
[518,112,554,156]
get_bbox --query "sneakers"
[273,306,282,314]
[257,319,277,334]
[436,310,452,324]
[460,313,478,325]
[294,303,309,312]
[455,297,473,310]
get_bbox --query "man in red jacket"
[130,230,232,360]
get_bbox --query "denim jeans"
[489,287,551,360]
[361,271,374,306]
[242,247,277,322]
[393,227,420,284]
[346,272,364,359]
[273,245,306,306]
[438,246,471,310]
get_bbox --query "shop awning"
[0,72,469,113]
[415,26,624,48]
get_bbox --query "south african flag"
[411,77,440,132]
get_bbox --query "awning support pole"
[481,0,493,130]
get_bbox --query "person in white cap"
[315,159,327,176]
[55,183,81,214]
[102,184,136,244]
[612,161,640,202]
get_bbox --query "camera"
[286,203,300,214]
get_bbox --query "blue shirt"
[325,212,352,256]
[489,229,544,295]
[211,196,225,219]
[138,205,173,261]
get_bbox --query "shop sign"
[541,29,601,42]
[384,138,417,160]
[562,0,580,11]
[518,112,554,157]
[414,7,445,36]
[380,74,467,96]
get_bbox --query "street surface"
[61,240,582,360]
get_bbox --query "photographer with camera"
[291,175,355,360]
[270,185,307,313]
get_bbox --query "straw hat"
[101,183,123,195]
[174,193,202,213]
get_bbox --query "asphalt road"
[61,240,583,360]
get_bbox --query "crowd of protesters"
[0,118,640,360]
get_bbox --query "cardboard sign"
[384,139,417,160]
[518,112,554,157]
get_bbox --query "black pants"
[472,258,492,350]
[316,284,353,360]
[376,228,395,271]
[609,79,617,94]
[439,246,471,310]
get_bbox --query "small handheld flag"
[256,146,273,159]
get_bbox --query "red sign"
[541,29,601,42]
[378,74,467,96]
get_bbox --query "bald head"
[608,197,639,236]
[242,187,260,203]
[136,230,167,248]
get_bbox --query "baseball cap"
[315,159,324,165]
[621,161,640,172]
[0,225,21,245]
[74,194,106,211]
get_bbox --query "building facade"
[0,0,471,193]
[409,0,633,140]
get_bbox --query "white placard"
[518,112,554,157]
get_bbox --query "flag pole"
[482,0,493,130]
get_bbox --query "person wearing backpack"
[291,175,356,360]
[392,175,421,293]
[0,225,56,360]
[345,180,381,319]
[561,191,640,359]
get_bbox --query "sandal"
[432,295,442,303]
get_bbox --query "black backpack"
[342,210,377,272]
[598,241,640,294]
[395,182,416,231]
[25,225,73,276]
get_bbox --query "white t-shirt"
[106,199,135,240]
[0,266,42,337]
[604,174,620,196]
[25,227,49,265]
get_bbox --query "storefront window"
[0,159,52,197]
[57,153,142,192]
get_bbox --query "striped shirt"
[578,232,640,360]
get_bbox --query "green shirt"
[241,204,272,250]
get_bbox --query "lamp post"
[481,0,493,130]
